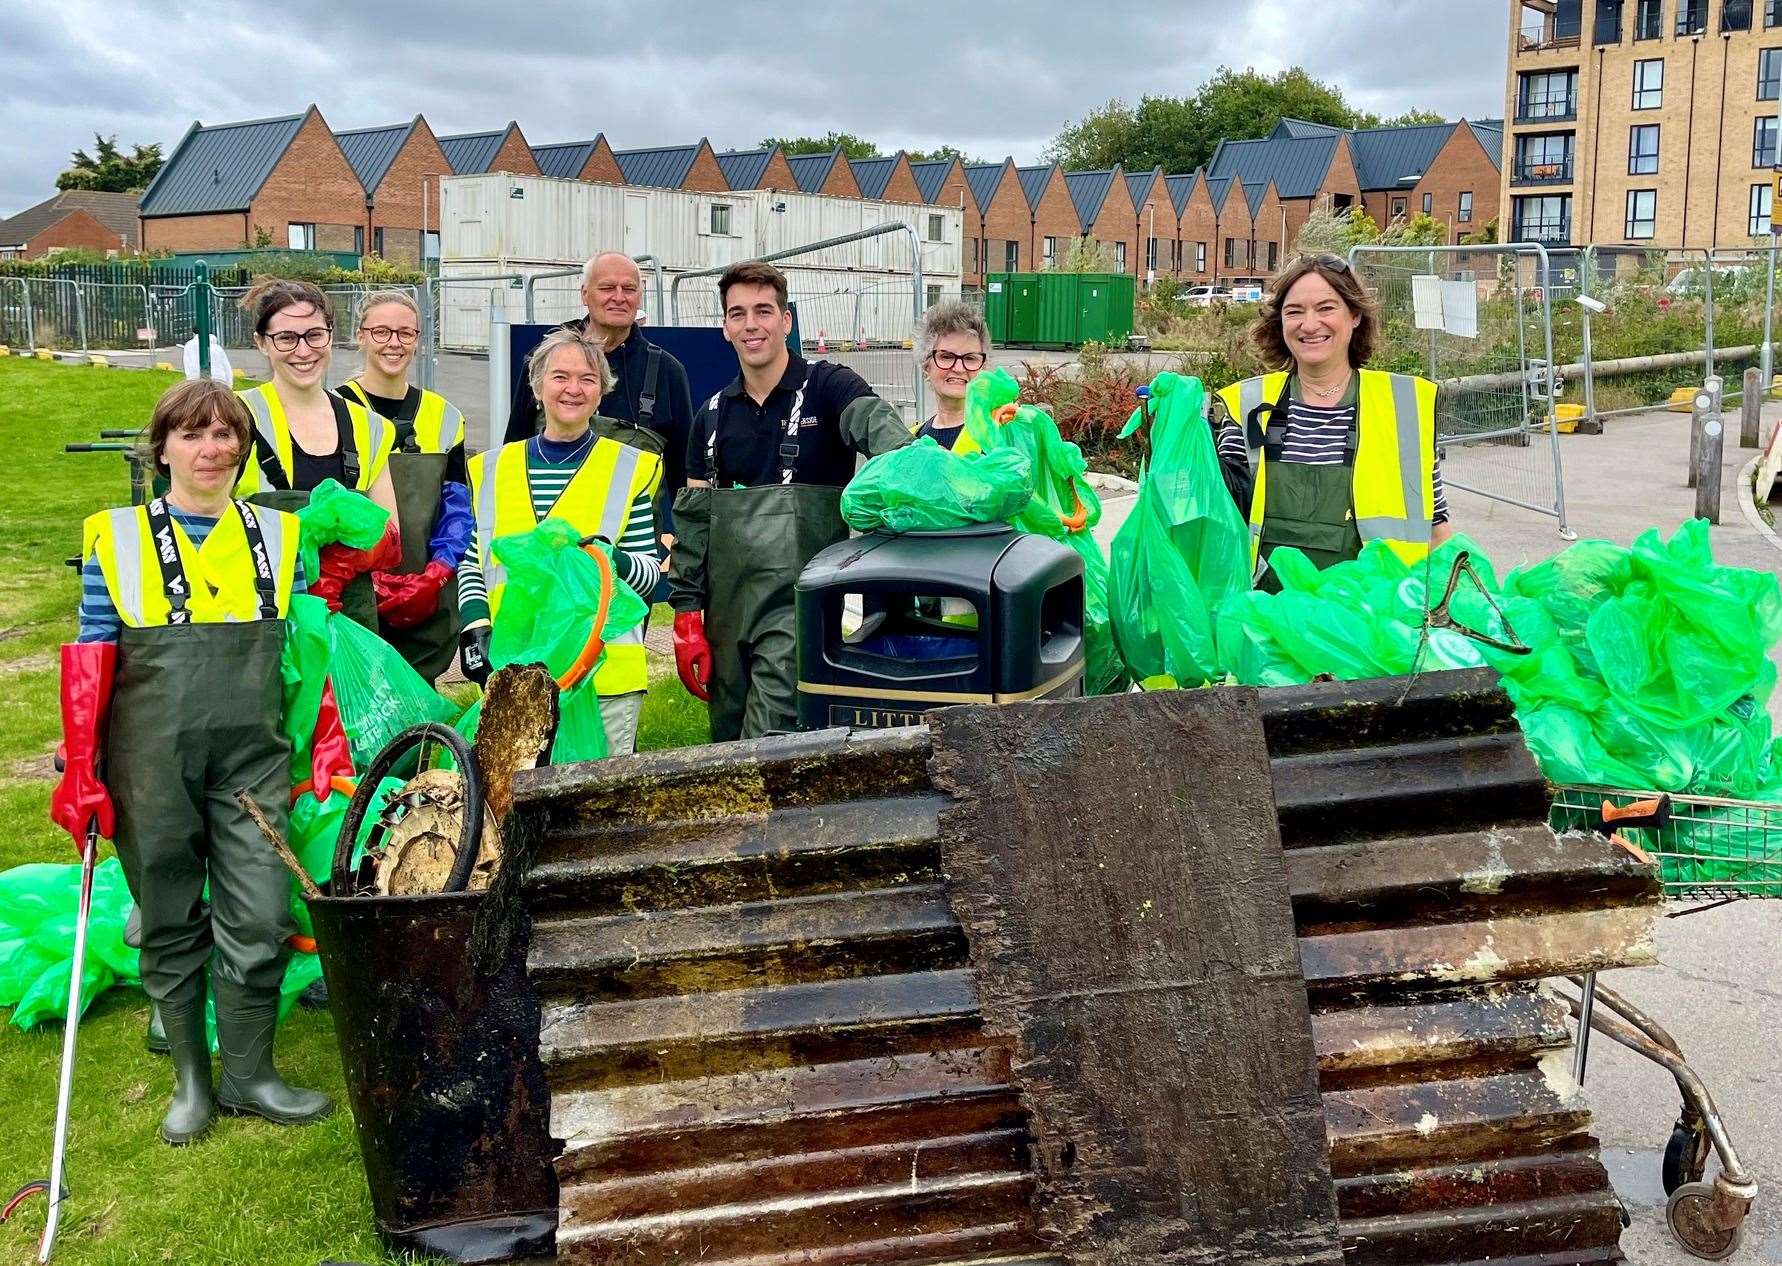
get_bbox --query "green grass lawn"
[0,358,706,1265]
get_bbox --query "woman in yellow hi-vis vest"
[51,380,345,1145]
[233,279,401,626]
[461,327,663,755]
[1214,254,1453,591]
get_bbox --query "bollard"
[1697,413,1724,524]
[1689,388,1709,488]
[1744,367,1763,449]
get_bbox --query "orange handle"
[557,542,617,692]
[287,934,318,954]
[289,775,358,806]
[1058,488,1089,533]
[991,403,1018,425]
[1600,795,1670,831]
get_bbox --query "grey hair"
[916,299,989,363]
[527,326,615,395]
[582,250,641,287]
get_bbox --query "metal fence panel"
[1349,243,1571,536]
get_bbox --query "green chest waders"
[1251,387,1364,594]
[381,445,462,682]
[673,384,848,741]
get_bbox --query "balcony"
[1512,218,1573,244]
[1512,157,1576,185]
[1518,0,1584,49]
[1515,94,1579,123]
[1676,0,1707,33]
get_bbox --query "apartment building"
[1503,0,1782,246]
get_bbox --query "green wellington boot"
[145,1003,168,1055]
[214,983,332,1125]
[158,999,216,1145]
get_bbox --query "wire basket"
[1551,785,1782,902]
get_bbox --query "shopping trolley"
[1549,786,1781,1259]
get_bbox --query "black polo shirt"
[688,354,877,489]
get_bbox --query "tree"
[1043,98,1139,170]
[1381,212,1450,246]
[1294,204,1382,256]
[56,134,164,193]
[1460,217,1499,246]
[758,132,879,158]
[907,143,988,166]
[1048,235,1117,273]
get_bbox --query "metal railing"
[1512,218,1572,244]
[1515,92,1579,123]
[1512,158,1576,186]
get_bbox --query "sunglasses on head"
[1311,253,1353,273]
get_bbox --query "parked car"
[1182,285,1232,308]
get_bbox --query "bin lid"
[797,527,1078,594]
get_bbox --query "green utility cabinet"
[984,272,1135,348]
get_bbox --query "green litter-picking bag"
[293,477,390,583]
[1108,373,1250,686]
[458,520,647,765]
[328,612,455,769]
[0,858,139,1029]
[842,437,1033,533]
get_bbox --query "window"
[1517,69,1579,119]
[1633,57,1664,108]
[1171,239,1183,271]
[1042,235,1058,268]
[1726,0,1754,31]
[286,222,315,251]
[969,237,980,273]
[926,284,942,308]
[1761,48,1782,99]
[1595,0,1624,42]
[1630,124,1661,173]
[1755,116,1779,166]
[352,225,364,253]
[1196,241,1207,272]
[1421,192,1433,214]
[926,213,943,242]
[1004,240,1019,272]
[1752,182,1775,234]
[1391,196,1408,217]
[1114,240,1128,273]
[1769,0,1782,26]
[1676,0,1705,33]
[1224,238,1238,267]
[710,203,732,235]
[1513,194,1572,241]
[1459,191,1474,222]
[1625,188,1657,238]
[1635,0,1663,36]
[373,227,385,256]
[1146,236,1158,272]
[422,231,440,260]
[1267,241,1279,271]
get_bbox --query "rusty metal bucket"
[307,890,557,1263]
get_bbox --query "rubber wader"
[672,389,847,741]
[1252,379,1364,594]
[381,448,461,682]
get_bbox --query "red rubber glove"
[313,521,402,612]
[373,560,453,629]
[50,642,117,848]
[309,679,353,805]
[672,611,712,702]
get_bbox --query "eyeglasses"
[362,325,419,346]
[264,327,332,352]
[928,350,988,371]
[1311,253,1353,273]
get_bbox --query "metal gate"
[1348,243,1572,538]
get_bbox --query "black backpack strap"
[142,498,193,625]
[251,430,291,492]
[234,501,280,620]
[638,344,661,428]
[329,393,362,488]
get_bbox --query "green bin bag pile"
[842,436,1033,534]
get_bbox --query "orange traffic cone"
[816,330,828,354]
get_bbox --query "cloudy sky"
[2,1,1509,213]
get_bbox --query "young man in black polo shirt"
[669,260,911,740]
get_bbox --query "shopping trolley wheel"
[1663,1117,1710,1195]
[1666,1182,1742,1260]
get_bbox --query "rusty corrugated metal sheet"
[515,668,1658,1265]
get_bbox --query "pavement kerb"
[1735,453,1782,556]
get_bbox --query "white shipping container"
[745,191,962,276]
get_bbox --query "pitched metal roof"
[1348,122,1459,190]
[785,148,843,192]
[964,163,1007,211]
[1466,120,1504,167]
[850,155,898,199]
[333,118,417,194]
[1125,168,1162,212]
[715,147,776,188]
[1063,168,1118,231]
[910,158,954,205]
[1204,175,1236,214]
[0,190,139,247]
[438,124,523,174]
[1243,180,1270,216]
[615,140,709,188]
[1016,164,1057,213]
[1207,134,1340,200]
[1272,117,1343,140]
[139,110,308,216]
[533,139,597,179]
[1164,172,1198,215]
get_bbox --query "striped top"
[78,508,309,642]
[1213,398,1449,524]
[457,434,659,627]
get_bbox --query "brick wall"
[817,156,861,199]
[1409,126,1501,243]
[490,128,541,176]
[250,110,367,251]
[582,137,624,184]
[1029,169,1081,273]
[878,156,923,205]
[757,149,799,190]
[683,142,731,192]
[1090,170,1139,276]
[1176,182,1218,280]
[368,121,453,262]
[1249,183,1286,277]
[974,163,1026,274]
[141,211,250,252]
[24,209,127,257]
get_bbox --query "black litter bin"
[795,524,1085,731]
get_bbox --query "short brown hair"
[241,277,333,336]
[719,261,788,311]
[142,379,253,478]
[1248,254,1380,371]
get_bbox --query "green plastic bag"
[328,611,454,769]
[460,521,648,765]
[841,437,1033,532]
[1108,373,1251,686]
[0,858,139,1029]
[293,477,390,582]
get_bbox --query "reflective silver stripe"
[1362,372,1435,546]
[250,505,288,619]
[703,390,723,480]
[474,449,506,592]
[1238,376,1266,475]
[1356,514,1433,543]
[108,507,145,626]
[438,401,464,452]
[596,444,642,545]
[780,385,806,485]
[241,386,278,453]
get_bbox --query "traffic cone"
[816,330,828,354]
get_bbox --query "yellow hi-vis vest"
[338,381,465,455]
[233,383,395,496]
[82,501,300,627]
[1215,369,1437,569]
[467,436,662,697]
